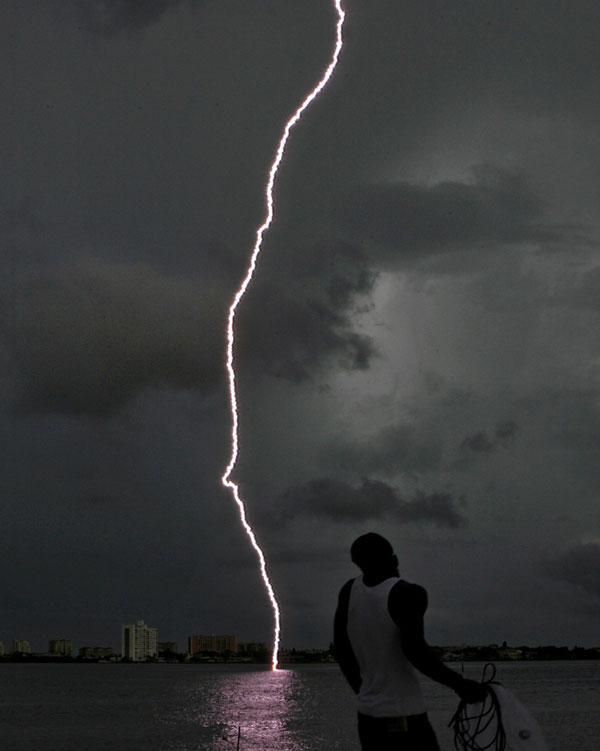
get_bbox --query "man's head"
[350,532,398,579]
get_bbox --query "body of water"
[1,660,598,750]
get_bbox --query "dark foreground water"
[1,661,598,750]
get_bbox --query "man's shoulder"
[391,578,426,594]
[335,578,356,620]
[338,577,356,600]
[389,579,428,612]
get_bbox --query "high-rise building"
[10,639,31,655]
[188,634,237,656]
[49,639,73,657]
[121,620,158,661]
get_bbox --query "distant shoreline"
[2,643,599,665]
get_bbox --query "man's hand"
[455,678,488,704]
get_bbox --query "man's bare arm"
[389,582,486,702]
[333,579,362,694]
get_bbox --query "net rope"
[449,663,507,751]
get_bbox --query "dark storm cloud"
[4,0,600,652]
[241,283,374,382]
[327,422,442,478]
[495,420,518,445]
[4,195,45,234]
[285,477,396,521]
[1,237,378,416]
[460,420,518,456]
[576,267,600,310]
[283,477,467,528]
[85,492,119,507]
[339,1,600,131]
[460,431,495,455]
[333,166,550,265]
[546,542,600,600]
[398,491,466,528]
[71,0,193,34]
[239,241,377,382]
[554,266,600,311]
[540,390,600,490]
[1,258,223,415]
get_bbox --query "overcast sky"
[2,0,600,654]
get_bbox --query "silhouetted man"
[334,532,485,750]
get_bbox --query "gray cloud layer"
[327,422,443,478]
[333,166,547,263]
[460,420,518,456]
[71,0,192,34]
[238,240,376,382]
[283,477,467,529]
[2,0,600,652]
[547,543,600,601]
[2,258,224,414]
[1,238,378,415]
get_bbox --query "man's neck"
[362,569,399,586]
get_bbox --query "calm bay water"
[1,661,598,750]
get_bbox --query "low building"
[78,647,114,659]
[122,620,158,661]
[49,639,74,657]
[238,641,267,655]
[158,641,178,655]
[188,634,237,656]
[237,641,269,661]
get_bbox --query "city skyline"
[3,635,598,662]
[0,625,260,657]
[3,617,599,659]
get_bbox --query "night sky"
[3,0,599,653]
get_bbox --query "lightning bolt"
[221,1,346,671]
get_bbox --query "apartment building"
[121,620,158,661]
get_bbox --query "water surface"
[1,661,598,750]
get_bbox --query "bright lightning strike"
[221,1,346,672]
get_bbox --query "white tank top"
[347,576,427,717]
